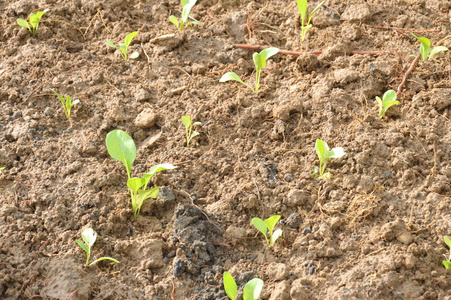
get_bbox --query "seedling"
[0,167,5,174]
[181,116,201,147]
[223,272,264,300]
[313,139,345,179]
[50,88,79,119]
[106,130,177,218]
[220,47,279,93]
[107,31,139,61]
[297,0,325,42]
[16,9,49,36]
[75,228,119,266]
[443,236,451,269]
[412,33,448,61]
[251,215,283,248]
[376,90,399,119]
[169,0,200,31]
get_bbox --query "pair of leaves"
[297,0,325,41]
[75,228,119,266]
[375,90,399,119]
[223,272,264,300]
[412,33,448,61]
[107,31,139,60]
[50,88,80,119]
[16,9,49,36]
[315,139,345,178]
[252,215,283,247]
[169,0,200,31]
[219,47,279,92]
[181,116,202,146]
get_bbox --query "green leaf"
[182,0,197,23]
[129,51,139,59]
[445,236,451,249]
[429,46,449,59]
[50,88,68,117]
[106,130,136,179]
[259,47,279,60]
[253,53,266,71]
[264,215,281,233]
[89,257,120,266]
[147,163,178,177]
[315,139,327,162]
[223,272,237,300]
[220,72,245,84]
[376,96,384,118]
[76,239,89,253]
[252,217,268,245]
[193,122,202,126]
[81,228,97,248]
[383,89,396,102]
[186,20,201,27]
[412,34,431,61]
[443,260,451,269]
[297,0,308,25]
[270,229,283,247]
[119,43,127,59]
[308,1,325,24]
[181,116,192,129]
[138,186,160,201]
[169,15,179,27]
[124,31,139,47]
[16,19,31,31]
[190,131,200,139]
[106,40,117,49]
[243,278,264,300]
[127,177,145,193]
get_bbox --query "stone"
[134,108,158,128]
[266,262,290,281]
[284,189,306,207]
[341,4,372,23]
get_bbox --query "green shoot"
[251,215,283,248]
[376,90,399,119]
[169,0,201,31]
[412,33,448,61]
[181,116,202,147]
[297,0,325,42]
[443,236,451,269]
[16,9,49,36]
[223,272,264,300]
[107,31,139,61]
[0,167,5,174]
[313,139,345,179]
[75,228,119,266]
[50,88,79,119]
[220,47,279,93]
[105,130,177,218]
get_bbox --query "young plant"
[412,33,449,61]
[75,228,119,267]
[376,89,399,119]
[16,9,49,36]
[443,236,451,269]
[220,47,279,93]
[50,88,79,119]
[313,139,345,179]
[105,130,177,218]
[181,116,202,147]
[0,167,5,174]
[107,31,139,61]
[251,215,283,248]
[169,0,200,31]
[223,272,264,300]
[297,0,325,42]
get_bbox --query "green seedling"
[297,0,325,42]
[107,31,139,61]
[0,167,5,174]
[412,33,448,61]
[106,130,177,218]
[443,236,451,269]
[50,88,79,119]
[252,215,283,248]
[376,90,399,119]
[313,139,345,179]
[223,272,264,300]
[181,116,202,147]
[220,47,279,93]
[169,0,201,31]
[16,9,49,36]
[75,228,119,266]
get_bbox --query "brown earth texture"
[1,0,451,299]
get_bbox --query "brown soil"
[1,0,451,299]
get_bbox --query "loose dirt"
[1,0,451,299]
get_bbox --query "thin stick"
[373,26,439,33]
[234,44,391,56]
[171,280,175,300]
[396,55,420,96]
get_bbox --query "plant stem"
[86,249,90,265]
